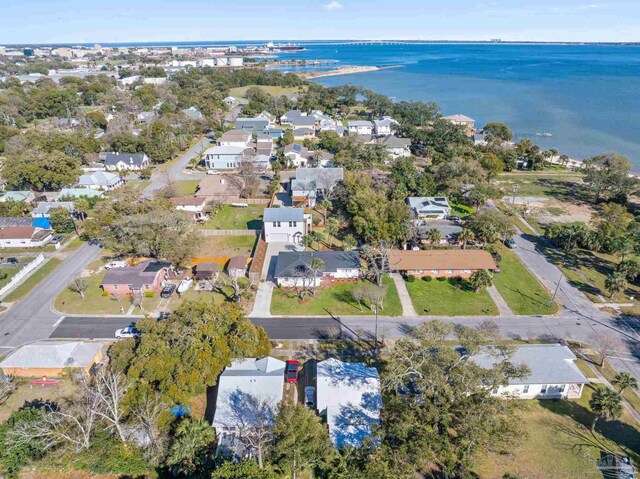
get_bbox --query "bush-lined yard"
[405,276,498,316]
[493,244,559,315]
[271,276,402,316]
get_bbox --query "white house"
[347,120,374,136]
[263,207,310,244]
[0,225,53,248]
[471,344,590,399]
[290,167,344,207]
[373,116,398,135]
[315,358,382,448]
[170,197,208,221]
[32,201,75,218]
[212,357,285,457]
[407,196,452,220]
[104,152,150,171]
[202,146,246,170]
[217,130,252,148]
[78,171,124,190]
[283,144,312,168]
[273,251,361,287]
[377,135,412,159]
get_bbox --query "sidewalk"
[250,281,274,318]
[390,273,418,317]
[487,285,513,316]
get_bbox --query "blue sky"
[0,0,638,44]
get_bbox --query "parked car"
[206,170,220,175]
[504,238,517,249]
[304,386,316,408]
[105,260,128,269]
[161,284,176,298]
[157,311,170,320]
[285,360,299,383]
[50,235,63,244]
[2,257,19,266]
[115,326,140,339]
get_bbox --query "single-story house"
[183,106,204,121]
[217,129,252,148]
[212,357,285,457]
[78,171,124,190]
[274,251,361,287]
[263,207,309,244]
[0,191,35,203]
[347,120,374,136]
[227,256,248,279]
[388,249,498,279]
[194,261,219,280]
[202,146,247,170]
[235,118,269,132]
[32,201,75,218]
[194,176,243,203]
[376,135,412,159]
[471,344,590,399]
[407,196,452,220]
[101,260,170,296]
[443,114,475,128]
[58,188,103,199]
[0,225,53,248]
[315,358,382,448]
[170,196,208,221]
[0,341,104,379]
[104,152,150,171]
[373,116,399,135]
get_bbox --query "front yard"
[200,205,265,230]
[172,179,201,196]
[493,244,559,315]
[474,384,640,479]
[405,276,498,316]
[271,276,402,317]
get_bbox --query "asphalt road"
[50,316,141,340]
[0,243,102,352]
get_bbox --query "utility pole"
[549,272,562,307]
[374,304,379,355]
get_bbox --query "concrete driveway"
[261,242,304,281]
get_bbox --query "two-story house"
[263,207,310,243]
[347,120,374,136]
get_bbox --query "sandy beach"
[302,65,400,79]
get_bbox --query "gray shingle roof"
[263,207,304,223]
[471,344,589,385]
[274,251,361,278]
[104,153,147,167]
[101,260,169,289]
[0,217,34,227]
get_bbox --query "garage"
[266,233,290,242]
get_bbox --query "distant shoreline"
[301,64,402,79]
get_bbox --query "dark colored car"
[51,235,63,244]
[161,284,176,298]
[504,238,517,249]
[157,311,170,321]
[5,258,18,265]
[285,360,299,383]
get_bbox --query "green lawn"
[4,258,62,302]
[196,235,257,258]
[271,276,402,317]
[450,203,475,217]
[497,171,585,199]
[405,276,498,316]
[55,271,161,315]
[200,205,265,230]
[474,384,640,479]
[493,244,559,315]
[172,179,201,196]
[228,85,306,98]
[0,258,33,289]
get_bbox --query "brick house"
[101,260,170,296]
[388,249,497,279]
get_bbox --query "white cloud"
[324,1,343,10]
[577,4,602,9]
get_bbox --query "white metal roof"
[0,341,102,369]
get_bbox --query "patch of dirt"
[526,198,596,225]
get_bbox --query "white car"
[304,386,316,408]
[105,260,128,269]
[115,326,141,339]
[206,170,220,175]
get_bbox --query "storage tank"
[228,57,243,67]
[215,57,228,67]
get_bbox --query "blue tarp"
[31,217,51,229]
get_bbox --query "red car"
[285,360,299,383]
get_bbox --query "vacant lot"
[497,171,585,198]
[474,385,640,479]
[172,179,201,196]
[493,244,559,315]
[200,204,265,230]
[228,84,306,98]
[405,277,498,316]
[0,378,79,423]
[195,235,257,259]
[271,276,402,317]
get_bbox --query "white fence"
[199,230,262,236]
[0,253,46,298]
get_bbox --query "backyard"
[474,384,640,479]
[172,179,201,196]
[200,204,265,230]
[405,276,498,316]
[270,276,402,317]
[0,257,35,290]
[492,244,559,315]
[195,235,257,259]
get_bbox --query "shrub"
[437,276,447,282]
[422,275,433,282]
[312,217,322,226]
[144,291,155,298]
[405,275,416,283]
[101,291,109,296]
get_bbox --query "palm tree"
[468,269,493,293]
[167,418,216,477]
[605,272,627,298]
[426,228,442,245]
[589,387,623,432]
[612,372,638,394]
[326,218,339,249]
[458,229,475,249]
